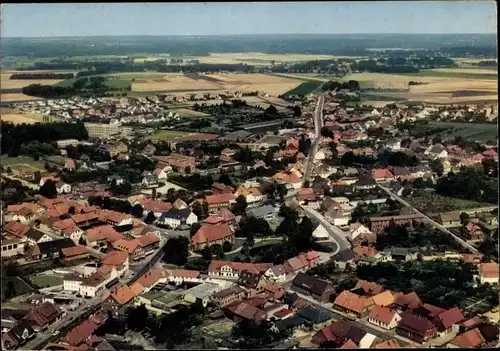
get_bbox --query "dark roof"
[274,315,306,332]
[237,271,263,289]
[477,323,499,342]
[331,249,357,262]
[37,238,76,255]
[8,320,35,343]
[397,312,436,336]
[292,272,333,296]
[354,174,377,186]
[25,229,45,241]
[297,305,333,324]
[161,208,192,220]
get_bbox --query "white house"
[348,223,373,242]
[25,230,53,246]
[78,271,109,298]
[157,209,198,229]
[314,150,326,161]
[264,265,287,283]
[142,174,159,188]
[63,273,85,293]
[368,306,402,330]
[425,144,448,159]
[56,182,72,194]
[0,238,25,258]
[153,165,173,180]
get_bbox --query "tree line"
[10,72,75,79]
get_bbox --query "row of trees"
[10,72,74,79]
[1,121,88,157]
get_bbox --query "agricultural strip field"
[427,122,497,142]
[1,113,44,124]
[130,73,303,96]
[405,190,495,214]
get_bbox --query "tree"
[211,244,225,259]
[5,280,17,299]
[126,304,149,331]
[79,236,87,246]
[223,241,233,252]
[460,212,470,224]
[201,246,213,260]
[33,171,42,184]
[190,222,201,237]
[144,211,156,224]
[131,204,144,218]
[293,105,302,117]
[430,158,444,177]
[231,195,248,215]
[265,105,278,115]
[39,179,58,199]
[162,237,189,266]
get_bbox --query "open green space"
[405,190,494,214]
[283,80,324,96]
[150,130,191,141]
[1,156,46,170]
[428,121,498,142]
[29,274,64,288]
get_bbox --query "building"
[191,223,235,251]
[157,208,197,228]
[477,263,499,284]
[211,285,247,307]
[208,260,273,279]
[290,273,334,302]
[25,229,52,246]
[182,282,221,307]
[396,311,437,344]
[462,222,485,242]
[437,212,462,227]
[333,291,374,318]
[368,306,402,330]
[22,302,63,331]
[331,249,357,270]
[264,265,287,283]
[205,193,236,213]
[312,320,376,348]
[24,238,76,261]
[1,238,26,258]
[246,205,277,221]
[56,139,80,148]
[1,320,36,350]
[84,123,121,138]
[370,214,426,234]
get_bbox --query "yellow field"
[1,73,65,90]
[1,114,44,124]
[131,73,303,96]
[0,94,43,102]
[134,52,366,65]
[428,68,498,75]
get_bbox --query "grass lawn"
[104,77,133,90]
[29,274,64,288]
[150,130,191,141]
[1,156,46,170]
[405,190,494,214]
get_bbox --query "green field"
[428,122,498,142]
[283,80,324,96]
[150,130,191,141]
[405,190,494,214]
[29,274,64,288]
[1,276,34,302]
[1,156,46,170]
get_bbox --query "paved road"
[286,289,414,346]
[302,94,325,186]
[301,206,350,253]
[377,185,479,254]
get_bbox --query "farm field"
[343,72,497,104]
[405,190,495,214]
[427,121,498,142]
[283,80,324,96]
[1,73,65,90]
[130,73,303,96]
[1,113,44,124]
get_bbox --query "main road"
[21,244,166,351]
[302,94,325,186]
[377,184,479,254]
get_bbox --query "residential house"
[331,249,357,270]
[142,174,159,188]
[477,263,499,285]
[290,272,335,302]
[102,283,144,316]
[425,144,448,159]
[368,305,401,330]
[211,285,247,307]
[370,214,426,234]
[396,311,438,344]
[312,223,330,240]
[371,290,398,307]
[235,186,263,207]
[101,250,130,278]
[208,260,273,279]
[371,168,394,182]
[3,221,30,239]
[226,301,266,324]
[333,291,375,318]
[391,167,414,181]
[142,199,173,218]
[157,208,198,228]
[1,320,36,350]
[447,328,486,348]
[83,225,124,248]
[25,229,52,246]
[211,182,235,195]
[191,223,235,251]
[392,292,423,312]
[56,181,72,194]
[78,270,109,298]
[432,307,465,336]
[262,283,285,301]
[312,320,376,348]
[61,245,90,261]
[205,193,236,213]
[202,208,237,227]
[246,204,277,221]
[351,280,384,296]
[273,171,302,190]
[284,251,320,274]
[24,238,76,261]
[264,265,288,283]
[22,302,63,331]
[1,238,25,258]
[437,212,462,227]
[106,141,128,157]
[462,222,485,242]
[348,223,376,247]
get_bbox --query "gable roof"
[368,305,397,324]
[3,221,30,238]
[375,339,400,349]
[449,328,485,348]
[191,223,234,245]
[292,272,332,296]
[351,280,384,296]
[101,250,129,266]
[331,249,357,262]
[371,290,396,307]
[398,311,436,336]
[434,307,465,330]
[334,291,374,314]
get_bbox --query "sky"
[1,2,497,38]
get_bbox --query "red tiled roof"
[371,168,394,179]
[352,280,384,295]
[208,260,273,275]
[64,319,98,346]
[137,233,160,247]
[479,263,499,278]
[353,246,377,259]
[449,328,485,348]
[334,291,374,314]
[205,193,236,205]
[191,223,234,245]
[369,305,397,324]
[375,339,400,348]
[165,269,200,279]
[340,339,358,349]
[435,307,464,330]
[101,250,128,266]
[61,245,89,258]
[394,292,422,309]
[3,221,30,238]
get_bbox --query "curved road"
[377,184,479,254]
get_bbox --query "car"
[52,331,60,336]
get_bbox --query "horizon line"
[2,32,498,39]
